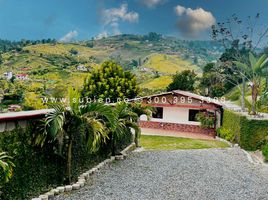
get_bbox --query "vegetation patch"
[140,135,229,150]
[144,53,199,74]
[218,109,268,150]
[140,76,172,90]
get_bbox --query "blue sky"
[0,0,268,41]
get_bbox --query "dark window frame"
[188,109,200,122]
[152,107,163,119]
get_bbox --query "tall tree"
[199,63,226,97]
[167,70,197,92]
[82,61,140,103]
[212,14,268,110]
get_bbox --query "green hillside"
[0,34,224,110]
[143,53,199,74]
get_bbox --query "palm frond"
[45,104,66,139]
[68,87,80,114]
[249,52,257,68]
[80,103,115,126]
[254,54,267,72]
[0,152,15,183]
[233,61,249,72]
[260,58,268,70]
[83,118,108,152]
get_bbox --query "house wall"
[138,92,221,136]
[149,107,200,125]
[139,121,215,136]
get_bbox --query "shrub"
[220,109,268,150]
[262,143,268,162]
[0,120,132,200]
[196,112,214,128]
[217,127,235,142]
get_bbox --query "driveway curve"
[56,148,268,200]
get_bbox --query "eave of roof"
[0,109,54,121]
[129,90,222,107]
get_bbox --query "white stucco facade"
[141,107,201,125]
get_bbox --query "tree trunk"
[67,139,73,184]
[265,74,268,91]
[241,77,245,111]
[251,82,258,115]
[134,131,139,147]
[111,134,116,156]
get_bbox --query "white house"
[3,72,13,80]
[132,90,223,137]
[77,65,88,72]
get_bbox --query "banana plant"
[234,52,268,114]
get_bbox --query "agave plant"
[37,88,115,183]
[0,151,15,183]
[234,52,268,114]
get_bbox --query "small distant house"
[8,105,22,112]
[77,65,88,72]
[140,67,151,72]
[131,90,223,137]
[16,74,29,80]
[3,72,13,80]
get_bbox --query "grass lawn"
[140,135,229,150]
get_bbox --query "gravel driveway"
[56,148,268,200]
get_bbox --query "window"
[152,107,163,119]
[188,109,200,121]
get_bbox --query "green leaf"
[233,61,249,72]
[249,52,257,68]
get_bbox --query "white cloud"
[95,31,108,40]
[174,5,216,38]
[174,5,186,16]
[101,3,139,35]
[59,30,78,42]
[142,0,166,8]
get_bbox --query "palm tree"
[129,103,153,147]
[109,102,140,155]
[37,88,115,183]
[234,52,268,114]
[0,152,15,183]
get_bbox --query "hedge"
[0,120,132,200]
[217,109,268,150]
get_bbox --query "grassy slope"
[144,53,199,74]
[24,43,108,58]
[0,42,201,92]
[140,135,229,150]
[140,76,172,90]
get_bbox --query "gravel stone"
[56,148,268,200]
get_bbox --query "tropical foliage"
[234,52,268,114]
[36,88,115,183]
[167,70,197,92]
[82,60,140,102]
[0,152,15,184]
